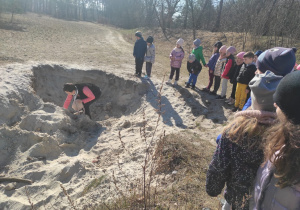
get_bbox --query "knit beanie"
[273,70,300,124]
[214,41,223,50]
[256,47,297,76]
[226,46,236,56]
[254,50,263,57]
[297,64,300,70]
[135,31,142,38]
[219,45,227,53]
[146,36,154,43]
[237,52,246,60]
[193,39,201,47]
[249,71,283,112]
[176,38,184,47]
[188,54,196,62]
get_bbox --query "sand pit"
[0,62,228,209]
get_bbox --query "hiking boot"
[185,84,190,88]
[216,95,226,100]
[231,107,239,112]
[191,85,195,90]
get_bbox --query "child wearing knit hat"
[203,41,222,92]
[232,51,257,112]
[192,38,206,66]
[167,38,185,86]
[225,51,245,105]
[251,70,300,209]
[133,31,147,77]
[210,45,227,95]
[144,36,155,79]
[216,46,236,100]
[185,54,202,89]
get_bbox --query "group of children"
[206,47,299,209]
[133,31,300,209]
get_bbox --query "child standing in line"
[133,31,147,77]
[216,46,236,100]
[185,54,202,89]
[210,45,227,95]
[232,52,256,112]
[206,71,282,210]
[225,51,245,105]
[251,70,300,210]
[144,36,155,79]
[192,38,206,66]
[203,41,223,92]
[167,38,185,86]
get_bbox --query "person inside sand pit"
[63,83,101,119]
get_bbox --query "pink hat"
[297,64,300,71]
[237,52,246,59]
[219,45,227,53]
[226,46,237,56]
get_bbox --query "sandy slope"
[0,13,232,209]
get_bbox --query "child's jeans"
[206,69,214,90]
[187,73,199,86]
[235,83,248,109]
[221,78,229,97]
[169,67,180,81]
[146,62,152,76]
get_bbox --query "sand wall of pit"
[31,64,149,121]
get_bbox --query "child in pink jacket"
[167,38,185,86]
[63,83,101,119]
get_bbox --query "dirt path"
[0,13,135,75]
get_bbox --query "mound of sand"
[0,63,228,209]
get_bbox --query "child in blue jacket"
[203,41,222,92]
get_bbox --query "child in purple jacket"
[167,38,185,86]
[203,41,222,91]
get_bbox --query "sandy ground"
[0,13,233,209]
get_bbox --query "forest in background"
[1,0,299,49]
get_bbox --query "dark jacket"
[75,83,102,100]
[228,63,243,84]
[187,59,202,75]
[133,38,147,59]
[237,63,257,85]
[206,131,264,210]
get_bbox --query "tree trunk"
[213,0,223,32]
